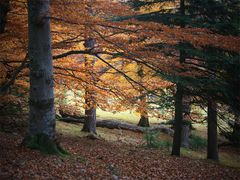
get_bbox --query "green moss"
[23,133,69,156]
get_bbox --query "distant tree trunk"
[0,0,9,33]
[138,96,149,127]
[82,85,97,134]
[138,113,150,127]
[181,95,191,147]
[181,125,190,147]
[207,99,218,161]
[82,38,97,134]
[23,0,66,155]
[171,83,183,156]
[137,64,150,127]
[83,107,97,134]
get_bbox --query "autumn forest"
[0,0,240,179]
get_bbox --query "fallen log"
[59,117,174,136]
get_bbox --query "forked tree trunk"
[23,0,66,155]
[0,0,9,33]
[207,99,218,161]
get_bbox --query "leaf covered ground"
[0,116,240,179]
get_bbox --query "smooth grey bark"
[207,99,218,161]
[181,95,191,147]
[181,125,190,147]
[0,0,9,33]
[82,38,97,134]
[28,0,55,140]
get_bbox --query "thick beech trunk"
[207,100,218,161]
[23,1,66,155]
[171,83,183,156]
[0,0,9,33]
[28,0,55,139]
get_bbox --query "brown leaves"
[1,123,240,180]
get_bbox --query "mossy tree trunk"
[24,0,66,155]
[207,99,218,161]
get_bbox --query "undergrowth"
[189,134,207,150]
[143,129,172,149]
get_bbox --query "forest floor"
[1,115,240,179]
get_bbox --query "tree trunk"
[138,115,150,127]
[181,125,190,147]
[232,112,240,146]
[137,96,149,127]
[171,83,183,156]
[0,0,9,33]
[23,0,66,155]
[181,95,191,147]
[172,0,185,156]
[82,99,97,134]
[137,64,150,127]
[82,38,97,134]
[207,99,218,161]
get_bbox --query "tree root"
[22,133,69,156]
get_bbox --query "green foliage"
[23,133,69,156]
[143,129,171,149]
[189,134,207,150]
